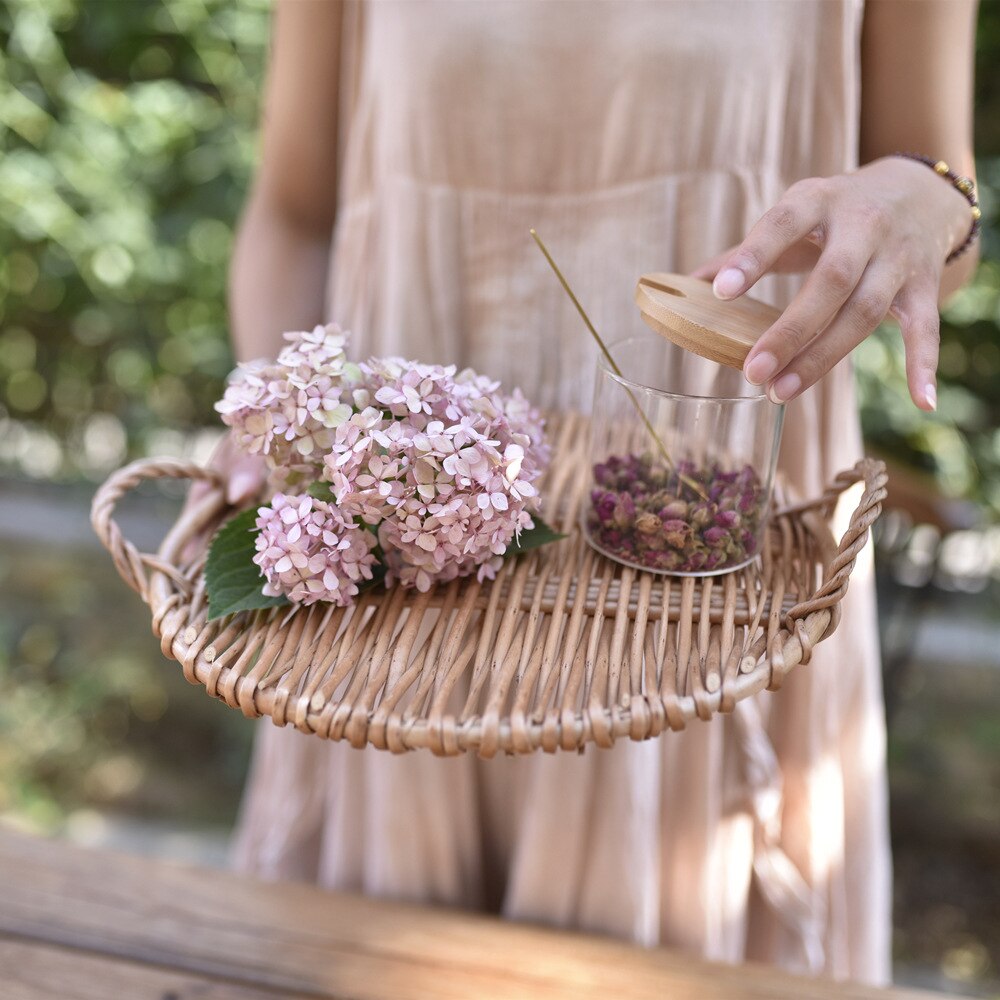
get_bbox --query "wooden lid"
[635,272,781,369]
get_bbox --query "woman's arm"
[695,0,979,411]
[204,0,343,502]
[860,0,979,295]
[228,0,344,362]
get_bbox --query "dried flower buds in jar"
[587,453,766,574]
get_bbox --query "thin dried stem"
[530,229,707,500]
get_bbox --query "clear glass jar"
[584,332,784,576]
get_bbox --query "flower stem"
[529,229,707,500]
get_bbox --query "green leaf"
[505,516,566,556]
[205,508,289,621]
[307,480,333,501]
[357,561,388,594]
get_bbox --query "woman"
[223,0,979,983]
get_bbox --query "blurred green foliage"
[857,170,1000,515]
[0,532,252,829]
[0,0,999,516]
[0,0,268,478]
[858,0,1000,520]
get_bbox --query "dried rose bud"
[658,518,688,547]
[647,467,669,489]
[685,550,708,571]
[703,526,729,547]
[635,511,661,535]
[661,499,689,520]
[714,510,740,529]
[613,494,636,527]
[591,490,617,524]
[690,503,713,529]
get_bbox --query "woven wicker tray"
[92,413,886,756]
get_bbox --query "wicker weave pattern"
[91,414,887,755]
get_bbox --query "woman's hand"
[692,156,975,411]
[179,433,266,562]
[188,432,267,509]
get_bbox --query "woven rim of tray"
[91,413,887,756]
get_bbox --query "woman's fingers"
[700,165,952,410]
[712,186,825,299]
[743,237,876,386]
[762,262,902,403]
[893,282,942,411]
[182,433,267,512]
[691,241,822,283]
[179,435,266,562]
[227,452,268,504]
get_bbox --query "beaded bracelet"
[892,152,982,264]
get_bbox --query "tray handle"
[783,456,888,638]
[90,458,223,604]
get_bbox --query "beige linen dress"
[233,0,891,984]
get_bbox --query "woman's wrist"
[892,153,980,263]
[860,155,978,263]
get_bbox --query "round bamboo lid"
[635,272,781,369]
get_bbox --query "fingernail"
[744,351,778,385]
[713,267,745,299]
[769,372,800,404]
[924,382,937,411]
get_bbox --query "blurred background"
[0,1,997,995]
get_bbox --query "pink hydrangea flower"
[253,493,377,606]
[217,326,551,604]
[212,358,283,456]
[321,359,547,591]
[215,323,356,478]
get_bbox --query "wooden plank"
[0,831,946,1000]
[0,935,316,1000]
